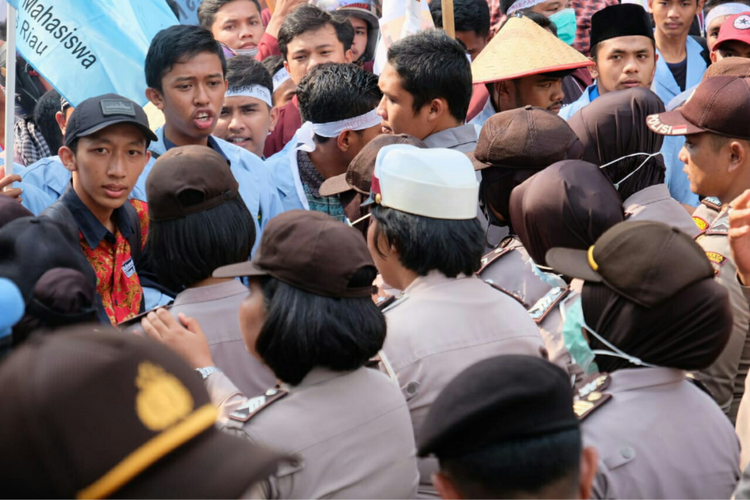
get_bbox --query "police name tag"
[122,258,136,278]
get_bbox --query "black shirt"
[666,58,688,92]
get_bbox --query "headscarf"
[582,278,732,372]
[568,87,666,201]
[509,160,624,266]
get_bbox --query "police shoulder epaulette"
[702,196,722,211]
[116,303,174,330]
[228,387,288,422]
[573,373,611,421]
[706,210,730,236]
[478,247,513,274]
[381,292,409,313]
[528,287,570,325]
[485,281,527,307]
[692,215,709,232]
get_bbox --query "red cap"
[714,13,750,52]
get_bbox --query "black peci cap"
[64,93,157,147]
[418,355,578,459]
[590,4,654,49]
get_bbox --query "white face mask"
[598,151,663,191]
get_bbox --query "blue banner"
[168,0,200,25]
[8,0,179,106]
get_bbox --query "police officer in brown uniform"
[509,160,624,374]
[0,325,286,498]
[648,76,750,421]
[364,145,545,497]
[469,106,583,322]
[142,210,419,499]
[546,221,740,499]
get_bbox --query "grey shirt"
[623,184,698,237]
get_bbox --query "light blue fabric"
[559,84,595,121]
[266,136,307,212]
[0,155,54,215]
[653,36,707,107]
[143,287,174,311]
[468,95,496,132]
[7,0,178,106]
[139,128,285,255]
[662,134,700,207]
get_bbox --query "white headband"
[311,108,381,137]
[272,67,291,91]
[706,3,750,28]
[506,0,547,15]
[225,85,273,107]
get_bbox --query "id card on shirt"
[122,257,136,278]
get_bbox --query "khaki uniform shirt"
[731,283,750,471]
[382,271,546,497]
[206,367,419,499]
[692,196,722,233]
[122,280,276,397]
[623,184,699,237]
[695,209,750,421]
[581,368,740,499]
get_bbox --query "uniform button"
[620,447,635,460]
[406,382,419,395]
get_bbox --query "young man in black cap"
[418,355,599,499]
[559,4,657,120]
[42,93,156,326]
[648,76,750,424]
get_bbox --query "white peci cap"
[363,145,479,220]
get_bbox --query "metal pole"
[4,3,16,177]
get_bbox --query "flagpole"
[4,3,16,177]
[441,0,455,38]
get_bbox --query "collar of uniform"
[403,270,475,295]
[622,184,671,212]
[589,84,600,102]
[423,123,478,150]
[59,183,135,249]
[606,367,685,394]
[172,279,248,307]
[288,366,348,389]
[20,155,68,196]
[160,133,230,163]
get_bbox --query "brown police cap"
[214,210,377,298]
[319,134,427,197]
[545,220,714,307]
[469,105,582,171]
[0,325,288,499]
[146,145,239,221]
[647,76,750,140]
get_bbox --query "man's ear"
[336,129,353,152]
[55,111,67,135]
[427,98,447,122]
[59,146,78,173]
[497,80,514,107]
[432,472,464,500]
[146,87,165,111]
[710,50,719,64]
[728,140,748,174]
[647,0,654,13]
[588,57,598,80]
[579,446,599,500]
[269,106,280,133]
[345,48,354,63]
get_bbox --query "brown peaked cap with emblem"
[471,16,593,84]
[0,325,288,499]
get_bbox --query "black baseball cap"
[545,221,714,307]
[418,355,578,459]
[64,93,157,147]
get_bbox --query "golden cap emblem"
[135,362,194,431]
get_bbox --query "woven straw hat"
[472,16,594,84]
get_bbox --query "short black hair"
[261,54,285,76]
[370,204,483,278]
[254,267,386,385]
[520,10,557,35]
[145,197,256,292]
[439,429,582,499]
[34,89,64,153]
[145,24,227,93]
[430,0,490,39]
[278,5,354,60]
[226,55,273,104]
[297,62,381,143]
[387,29,472,122]
[198,0,263,29]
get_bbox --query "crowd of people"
[3,0,750,497]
